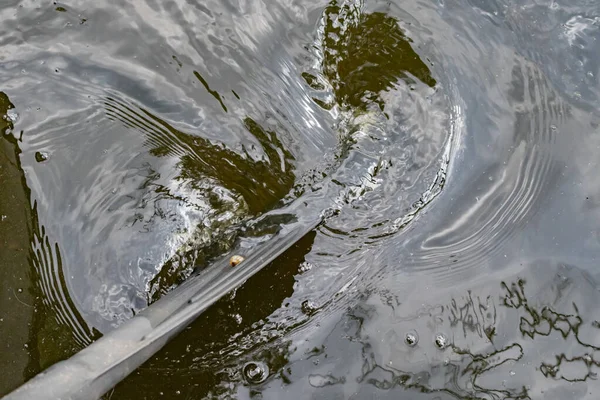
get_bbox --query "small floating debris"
[229,255,244,267]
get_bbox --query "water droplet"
[301,300,318,315]
[434,333,448,349]
[243,361,269,384]
[17,288,23,293]
[404,330,419,347]
[35,151,49,163]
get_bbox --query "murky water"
[1,0,600,398]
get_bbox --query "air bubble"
[242,361,269,384]
[434,333,448,349]
[404,330,419,347]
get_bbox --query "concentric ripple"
[410,56,568,280]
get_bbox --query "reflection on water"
[105,98,295,215]
[2,0,600,397]
[0,92,94,395]
[411,56,566,283]
[243,262,600,399]
[104,96,298,299]
[108,231,316,399]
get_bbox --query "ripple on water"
[407,55,567,283]
[296,0,456,251]
[113,4,461,396]
[2,0,336,331]
[30,223,95,347]
[4,0,599,398]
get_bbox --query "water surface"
[1,0,600,398]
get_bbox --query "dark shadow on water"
[107,230,316,399]
[104,98,296,216]
[304,0,436,113]
[100,4,441,398]
[103,97,297,301]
